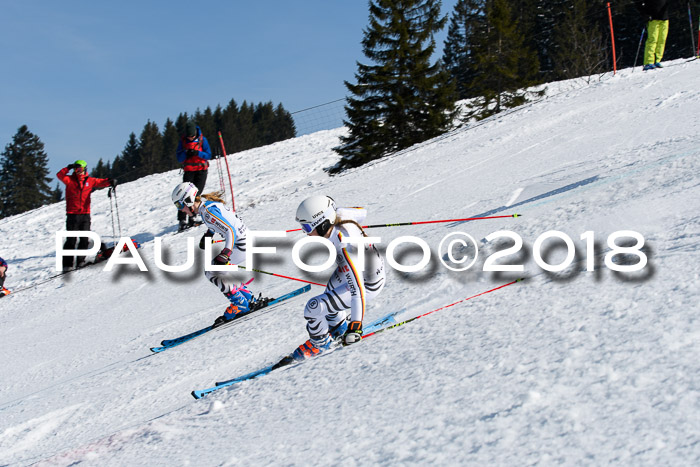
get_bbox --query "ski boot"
[213,285,253,326]
[291,334,333,362]
[213,303,245,327]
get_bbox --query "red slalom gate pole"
[362,278,525,340]
[217,131,236,211]
[285,214,521,233]
[607,3,618,75]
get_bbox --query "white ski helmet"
[296,195,337,236]
[172,182,198,209]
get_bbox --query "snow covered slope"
[1,60,699,465]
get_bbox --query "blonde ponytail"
[198,191,227,204]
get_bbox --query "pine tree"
[161,118,180,172]
[236,102,256,151]
[466,0,543,120]
[138,121,163,177]
[552,0,609,81]
[175,113,190,137]
[273,103,296,142]
[518,0,560,78]
[333,0,457,173]
[114,133,139,182]
[92,158,109,178]
[194,107,216,144]
[443,0,487,100]
[253,102,276,146]
[51,183,63,202]
[220,99,239,154]
[0,125,55,218]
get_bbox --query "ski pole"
[108,188,118,244]
[108,186,122,238]
[236,265,325,287]
[285,214,521,233]
[634,26,646,70]
[217,131,236,211]
[362,278,525,340]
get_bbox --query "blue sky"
[1,0,457,180]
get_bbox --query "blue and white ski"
[191,309,402,399]
[150,284,311,353]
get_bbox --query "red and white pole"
[217,131,236,211]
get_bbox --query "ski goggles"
[300,222,315,234]
[174,197,193,210]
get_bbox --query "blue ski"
[150,284,311,353]
[191,309,402,399]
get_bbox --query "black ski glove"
[199,230,215,250]
[67,164,78,170]
[343,321,363,345]
[187,149,198,157]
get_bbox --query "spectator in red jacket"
[175,121,212,231]
[56,160,116,270]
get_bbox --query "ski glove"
[343,321,363,345]
[199,230,215,250]
[214,248,232,265]
[186,149,199,157]
[109,178,118,187]
[67,164,79,170]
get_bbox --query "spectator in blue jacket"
[175,121,212,231]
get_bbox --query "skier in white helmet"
[291,195,386,361]
[171,182,261,325]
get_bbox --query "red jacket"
[176,127,212,172]
[57,168,111,214]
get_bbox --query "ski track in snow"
[1,60,699,465]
